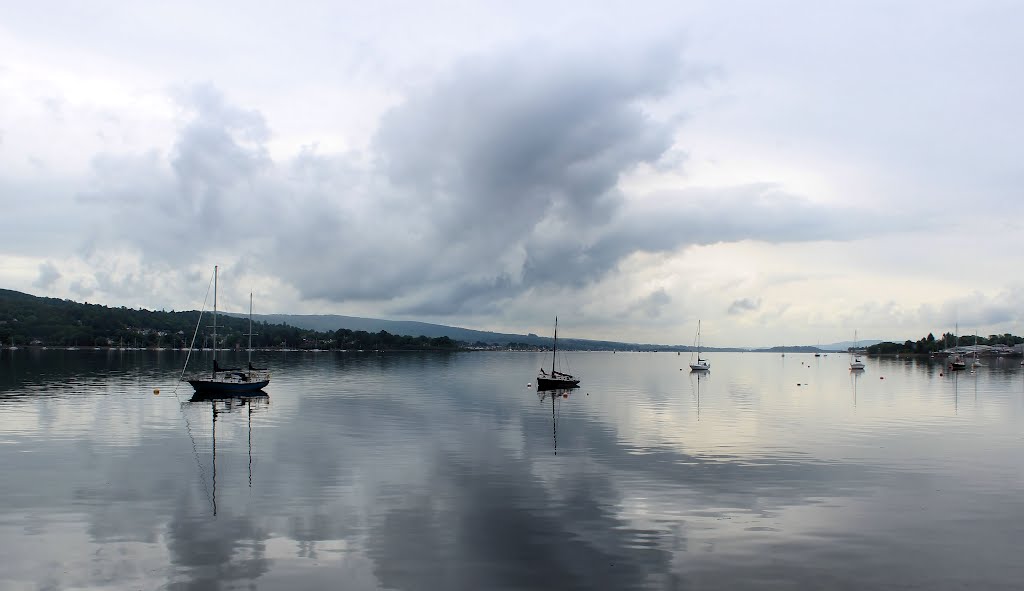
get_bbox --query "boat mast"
[697,320,701,359]
[212,265,218,376]
[248,292,253,366]
[551,317,558,376]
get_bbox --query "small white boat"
[689,320,710,372]
[850,330,865,370]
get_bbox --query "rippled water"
[1,349,1023,589]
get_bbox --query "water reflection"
[1,351,1024,589]
[690,369,708,420]
[186,392,270,516]
[536,388,573,454]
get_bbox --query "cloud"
[626,288,672,319]
[727,297,761,315]
[32,260,61,289]
[24,41,897,327]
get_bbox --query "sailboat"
[948,324,966,371]
[536,317,580,390]
[849,330,865,370]
[689,320,710,371]
[971,331,982,368]
[185,266,271,394]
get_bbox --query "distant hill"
[0,286,886,352]
[818,339,882,351]
[0,289,458,350]
[227,313,691,351]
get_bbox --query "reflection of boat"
[188,392,269,515]
[851,367,859,406]
[185,266,271,393]
[850,330,865,370]
[537,388,572,454]
[689,320,710,372]
[692,369,707,420]
[537,317,579,390]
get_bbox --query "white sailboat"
[689,320,710,371]
[849,330,865,370]
[971,331,982,368]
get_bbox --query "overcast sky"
[2,0,1022,347]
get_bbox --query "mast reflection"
[690,370,708,420]
[536,387,574,455]
[187,392,269,516]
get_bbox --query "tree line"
[0,289,458,351]
[866,332,1023,355]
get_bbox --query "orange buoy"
[153,389,160,395]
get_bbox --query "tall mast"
[248,292,253,365]
[212,265,218,374]
[551,317,558,375]
[697,320,701,357]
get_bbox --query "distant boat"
[689,320,710,371]
[971,331,982,368]
[850,330,865,370]
[185,266,271,394]
[948,323,966,371]
[536,317,579,390]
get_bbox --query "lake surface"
[2,349,1023,590]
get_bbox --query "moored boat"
[185,266,271,394]
[689,320,710,371]
[536,317,580,390]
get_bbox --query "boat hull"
[689,364,710,371]
[188,378,270,394]
[536,377,579,390]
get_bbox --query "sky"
[1,0,1022,347]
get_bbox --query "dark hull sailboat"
[185,267,271,395]
[189,361,270,393]
[537,373,580,390]
[537,317,580,391]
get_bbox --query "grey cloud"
[626,288,672,319]
[268,42,691,309]
[78,84,273,271]
[32,261,61,289]
[68,45,896,320]
[68,279,94,298]
[728,297,761,315]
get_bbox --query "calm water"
[2,349,1023,590]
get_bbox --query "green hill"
[0,289,457,350]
